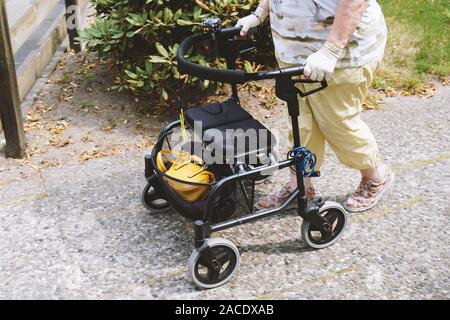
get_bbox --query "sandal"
[257,183,320,209]
[345,165,395,213]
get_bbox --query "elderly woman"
[236,0,394,212]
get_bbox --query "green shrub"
[77,0,274,105]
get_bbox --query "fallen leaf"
[363,92,385,110]
[400,83,436,98]
[384,87,398,97]
[79,145,122,161]
[49,120,69,135]
[101,118,117,132]
[39,160,61,168]
[136,140,155,149]
[49,136,72,148]
[81,135,94,143]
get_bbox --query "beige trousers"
[279,59,381,170]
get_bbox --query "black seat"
[203,119,276,164]
[185,99,252,131]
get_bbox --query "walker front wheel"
[188,238,240,289]
[301,202,347,249]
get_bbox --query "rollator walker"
[141,19,348,289]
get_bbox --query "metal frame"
[145,25,334,265]
[192,88,332,247]
[145,84,331,249]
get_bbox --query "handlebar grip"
[279,66,305,77]
[216,25,258,38]
[246,65,305,81]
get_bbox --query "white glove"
[235,7,269,36]
[304,42,346,82]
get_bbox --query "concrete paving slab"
[0,53,448,299]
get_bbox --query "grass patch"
[377,0,449,90]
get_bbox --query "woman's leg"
[304,59,394,212]
[305,61,380,169]
[361,165,387,182]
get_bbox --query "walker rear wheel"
[188,238,240,289]
[301,202,347,249]
[141,182,170,213]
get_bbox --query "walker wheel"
[301,201,347,249]
[141,182,170,213]
[188,238,240,289]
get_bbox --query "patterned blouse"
[269,0,388,68]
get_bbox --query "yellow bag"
[156,150,176,173]
[157,150,215,202]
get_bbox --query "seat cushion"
[203,119,276,164]
[185,99,252,131]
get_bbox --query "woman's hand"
[235,14,262,37]
[235,3,269,37]
[304,42,345,81]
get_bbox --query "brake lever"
[237,38,258,55]
[294,79,328,97]
[236,27,259,55]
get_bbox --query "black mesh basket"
[151,126,260,223]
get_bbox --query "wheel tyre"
[301,201,347,250]
[188,238,240,289]
[141,182,170,213]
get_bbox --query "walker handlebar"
[177,31,246,83]
[177,26,315,84]
[177,23,328,94]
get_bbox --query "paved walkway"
[0,55,448,299]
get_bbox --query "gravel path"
[0,55,448,299]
